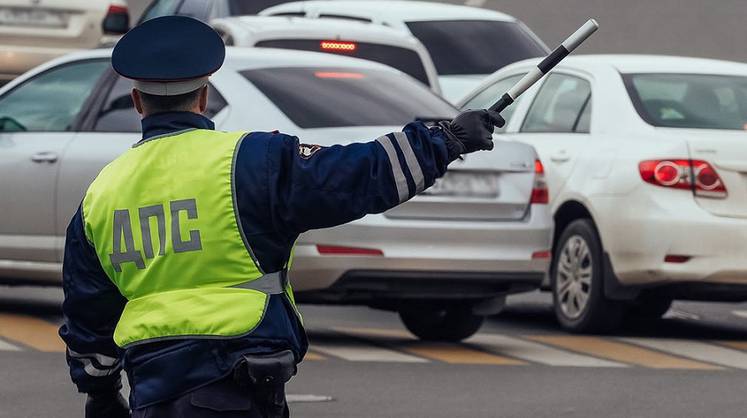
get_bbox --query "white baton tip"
[561,18,600,52]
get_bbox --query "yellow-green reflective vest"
[82,129,298,348]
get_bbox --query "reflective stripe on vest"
[82,129,299,348]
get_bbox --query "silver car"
[0,47,552,340]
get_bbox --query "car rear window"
[623,73,747,130]
[253,39,431,86]
[405,20,546,75]
[240,67,457,128]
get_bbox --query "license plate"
[0,7,68,28]
[421,171,500,198]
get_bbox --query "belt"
[231,270,287,295]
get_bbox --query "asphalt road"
[1,286,747,417]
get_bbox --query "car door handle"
[30,152,58,163]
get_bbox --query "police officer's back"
[59,16,504,418]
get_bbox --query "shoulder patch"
[298,143,323,159]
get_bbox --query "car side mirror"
[102,5,130,35]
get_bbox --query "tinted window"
[140,0,181,22]
[94,77,228,132]
[522,74,591,133]
[624,73,747,130]
[241,67,456,128]
[0,60,108,132]
[462,74,523,133]
[254,39,431,86]
[406,20,546,75]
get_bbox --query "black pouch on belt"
[233,349,297,387]
[234,350,296,418]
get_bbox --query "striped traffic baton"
[489,19,600,113]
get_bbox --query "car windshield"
[253,39,431,86]
[241,67,457,128]
[405,20,547,75]
[624,73,747,130]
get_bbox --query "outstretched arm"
[268,111,502,236]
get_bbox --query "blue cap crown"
[113,16,225,84]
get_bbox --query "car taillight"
[107,4,128,14]
[530,159,549,204]
[639,159,727,198]
[316,244,383,256]
[320,41,357,53]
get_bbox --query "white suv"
[211,16,440,93]
[260,0,548,102]
[459,55,747,333]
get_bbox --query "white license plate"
[0,7,68,28]
[422,171,500,198]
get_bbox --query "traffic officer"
[59,15,504,418]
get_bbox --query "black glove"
[438,109,505,160]
[85,390,130,418]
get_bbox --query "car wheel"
[552,219,623,333]
[399,305,484,342]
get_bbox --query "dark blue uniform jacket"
[59,111,453,409]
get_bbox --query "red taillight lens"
[107,4,128,14]
[692,160,727,197]
[639,159,727,198]
[530,159,549,204]
[320,41,357,53]
[316,244,383,256]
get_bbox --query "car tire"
[399,305,484,342]
[551,219,623,333]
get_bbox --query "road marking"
[303,351,325,361]
[0,338,21,351]
[404,342,526,365]
[663,310,701,320]
[336,327,526,365]
[719,341,747,351]
[0,313,65,352]
[622,338,747,369]
[529,336,720,370]
[731,310,747,319]
[311,330,427,363]
[469,334,626,368]
[286,394,333,403]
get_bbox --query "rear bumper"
[296,270,543,304]
[290,205,553,298]
[594,190,747,288]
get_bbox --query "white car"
[210,15,440,93]
[0,0,129,82]
[459,54,747,333]
[260,0,549,102]
[0,47,552,341]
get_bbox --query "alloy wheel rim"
[556,235,593,320]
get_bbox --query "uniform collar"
[140,111,215,141]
